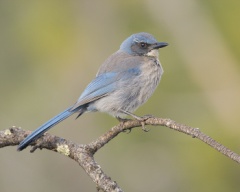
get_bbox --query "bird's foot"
[117,111,154,132]
[132,114,153,132]
[30,143,43,153]
[116,117,132,133]
[128,115,153,132]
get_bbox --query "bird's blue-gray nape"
[17,32,168,151]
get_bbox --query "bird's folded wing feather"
[71,72,117,110]
[71,67,141,111]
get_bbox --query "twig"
[0,117,239,192]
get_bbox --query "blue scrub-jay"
[17,32,168,151]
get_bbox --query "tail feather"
[17,106,78,151]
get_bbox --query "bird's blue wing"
[71,72,117,110]
[18,73,119,150]
[71,67,141,111]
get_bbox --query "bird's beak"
[152,42,168,49]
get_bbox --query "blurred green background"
[1,0,240,191]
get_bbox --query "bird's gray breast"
[115,56,163,114]
[135,57,163,107]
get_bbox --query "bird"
[17,32,168,151]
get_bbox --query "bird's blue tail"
[17,106,77,151]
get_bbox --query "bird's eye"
[140,42,147,48]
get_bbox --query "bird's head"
[120,32,168,57]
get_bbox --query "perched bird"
[17,32,168,151]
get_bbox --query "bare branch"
[1,117,239,191]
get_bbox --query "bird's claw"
[117,117,133,133]
[137,115,153,132]
[141,121,150,132]
[117,114,153,132]
[123,128,132,134]
[123,114,152,132]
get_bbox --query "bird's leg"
[118,110,151,132]
[116,116,129,122]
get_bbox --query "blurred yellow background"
[1,1,240,191]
